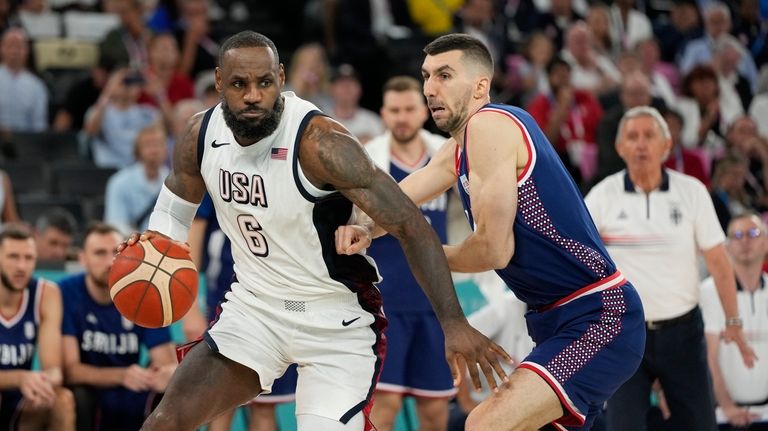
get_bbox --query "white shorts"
[205,282,387,423]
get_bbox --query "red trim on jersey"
[454,144,460,176]
[538,271,626,312]
[518,362,586,427]
[391,148,428,169]
[476,107,534,181]
[0,288,28,326]
[34,280,46,324]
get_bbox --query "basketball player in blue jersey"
[59,223,177,431]
[118,31,510,431]
[337,33,646,430]
[0,225,75,431]
[185,193,298,431]
[364,76,456,431]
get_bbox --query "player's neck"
[85,275,112,305]
[0,284,23,314]
[451,98,490,147]
[390,137,426,166]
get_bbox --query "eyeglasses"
[728,227,763,240]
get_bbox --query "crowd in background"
[0,0,767,430]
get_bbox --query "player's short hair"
[0,223,33,246]
[382,76,422,94]
[35,208,77,236]
[83,222,121,242]
[218,31,279,67]
[423,34,494,76]
[618,106,671,141]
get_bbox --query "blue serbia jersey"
[367,158,448,312]
[59,274,171,366]
[0,278,42,373]
[456,104,619,308]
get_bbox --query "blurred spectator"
[53,57,115,132]
[0,169,18,224]
[710,154,751,231]
[138,32,194,129]
[678,64,743,151]
[608,0,652,54]
[561,21,621,95]
[528,56,603,185]
[34,207,76,264]
[453,0,503,67]
[0,225,75,431]
[284,43,332,112]
[328,63,384,144]
[99,0,149,70]
[0,27,48,132]
[104,123,169,236]
[501,32,554,106]
[534,0,582,51]
[176,0,220,79]
[701,213,768,430]
[723,116,768,211]
[738,0,768,68]
[0,0,16,34]
[653,0,703,64]
[59,223,176,431]
[169,98,204,158]
[680,2,758,91]
[663,109,710,187]
[635,38,678,107]
[586,4,614,57]
[586,106,754,431]
[711,34,754,111]
[194,70,218,108]
[593,71,653,184]
[84,68,160,168]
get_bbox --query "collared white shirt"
[585,169,725,321]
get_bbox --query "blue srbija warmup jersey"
[196,92,380,301]
[0,279,42,372]
[455,104,624,307]
[367,157,448,312]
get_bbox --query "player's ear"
[278,63,286,87]
[214,67,222,92]
[474,74,490,100]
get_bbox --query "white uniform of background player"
[197,92,385,428]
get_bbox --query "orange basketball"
[109,237,198,328]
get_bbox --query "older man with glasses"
[701,213,768,430]
[585,106,755,431]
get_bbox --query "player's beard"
[90,270,110,290]
[222,95,284,144]
[0,269,25,292]
[391,126,420,145]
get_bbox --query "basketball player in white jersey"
[118,31,510,431]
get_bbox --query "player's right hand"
[116,230,191,255]
[442,318,513,393]
[20,371,56,408]
[122,364,153,392]
[334,225,372,255]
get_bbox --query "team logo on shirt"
[86,313,98,325]
[617,210,628,220]
[669,206,683,225]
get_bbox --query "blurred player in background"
[59,223,176,431]
[364,75,455,431]
[0,225,74,431]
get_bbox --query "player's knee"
[53,387,75,414]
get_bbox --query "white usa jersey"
[197,92,380,301]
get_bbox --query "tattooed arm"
[300,116,511,389]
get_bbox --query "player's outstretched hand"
[116,230,191,255]
[335,225,372,255]
[442,318,513,392]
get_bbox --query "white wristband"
[147,184,200,242]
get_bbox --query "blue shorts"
[376,311,455,397]
[0,390,22,430]
[519,283,645,430]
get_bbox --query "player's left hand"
[723,325,757,368]
[335,225,372,255]
[442,318,513,392]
